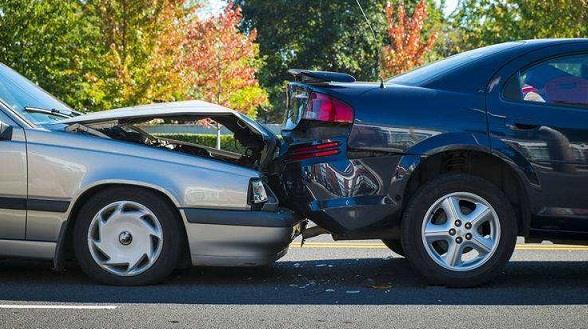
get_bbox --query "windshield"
[0,63,75,124]
[387,42,522,86]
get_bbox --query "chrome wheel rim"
[88,201,163,277]
[421,192,501,272]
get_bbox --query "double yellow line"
[290,242,588,251]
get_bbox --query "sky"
[200,0,461,18]
[442,0,460,16]
[198,0,226,18]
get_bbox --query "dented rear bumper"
[280,154,406,234]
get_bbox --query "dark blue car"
[278,39,588,287]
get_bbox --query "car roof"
[508,38,588,55]
[391,39,588,93]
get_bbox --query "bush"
[155,134,245,153]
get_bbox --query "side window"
[504,54,588,108]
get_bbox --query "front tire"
[73,187,182,286]
[401,174,517,287]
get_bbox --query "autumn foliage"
[183,3,268,118]
[1,0,442,119]
[381,0,438,77]
[83,0,190,110]
[85,0,267,117]
[0,0,267,116]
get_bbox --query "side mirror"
[0,121,13,141]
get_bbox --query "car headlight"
[250,179,268,204]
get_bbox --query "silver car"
[0,63,302,285]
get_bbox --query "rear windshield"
[387,42,521,86]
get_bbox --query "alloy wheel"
[420,192,501,271]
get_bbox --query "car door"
[0,107,27,239]
[488,44,588,236]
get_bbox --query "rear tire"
[401,174,517,287]
[382,239,405,257]
[73,187,182,286]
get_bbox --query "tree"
[1,0,446,118]
[0,0,193,112]
[183,3,267,118]
[82,0,191,111]
[380,0,438,77]
[0,0,101,110]
[235,0,443,122]
[451,0,588,52]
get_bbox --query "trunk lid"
[283,71,379,132]
[284,82,380,128]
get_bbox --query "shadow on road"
[0,257,586,305]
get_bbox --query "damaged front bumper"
[182,207,305,267]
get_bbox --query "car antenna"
[355,0,384,88]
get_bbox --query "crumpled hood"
[56,99,279,172]
[58,100,236,125]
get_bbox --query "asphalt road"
[0,237,587,329]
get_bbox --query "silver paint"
[184,221,298,267]
[0,127,27,239]
[26,210,66,241]
[0,101,295,268]
[0,240,56,259]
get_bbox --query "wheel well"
[56,184,191,270]
[404,150,531,235]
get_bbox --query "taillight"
[286,141,340,161]
[302,92,353,123]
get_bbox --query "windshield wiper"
[24,106,78,118]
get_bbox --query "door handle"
[507,123,540,131]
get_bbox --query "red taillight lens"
[302,92,353,123]
[286,141,340,161]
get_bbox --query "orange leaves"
[381,0,437,77]
[182,3,267,117]
[74,1,266,115]
[84,0,190,109]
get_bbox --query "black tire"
[382,239,405,257]
[401,174,517,287]
[73,187,182,286]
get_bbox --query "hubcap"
[421,192,501,272]
[87,201,163,277]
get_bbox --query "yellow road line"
[289,242,588,251]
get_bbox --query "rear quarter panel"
[348,85,489,154]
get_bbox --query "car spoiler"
[288,69,356,84]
